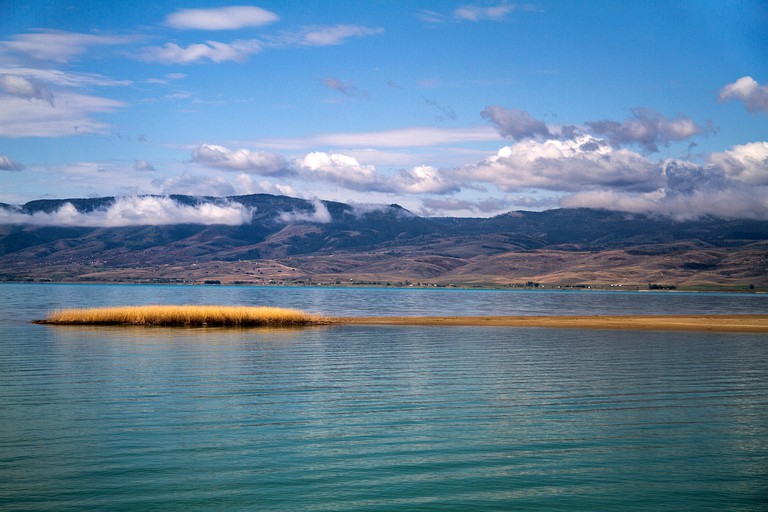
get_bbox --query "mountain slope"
[1,194,767,288]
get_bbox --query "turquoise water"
[1,284,767,510]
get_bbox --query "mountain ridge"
[1,194,767,288]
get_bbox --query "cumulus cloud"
[138,39,262,64]
[0,74,54,105]
[166,6,279,30]
[0,155,24,171]
[393,165,458,194]
[461,134,768,219]
[295,152,385,191]
[233,174,298,197]
[560,182,768,221]
[466,135,661,192]
[277,199,332,224]
[192,144,288,175]
[0,30,137,63]
[708,141,768,185]
[585,108,711,153]
[555,142,768,220]
[481,106,553,140]
[0,196,254,227]
[718,76,768,113]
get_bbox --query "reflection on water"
[1,284,767,510]
[5,282,768,323]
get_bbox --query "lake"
[1,283,767,510]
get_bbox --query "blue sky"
[1,0,767,223]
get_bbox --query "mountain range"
[1,194,767,289]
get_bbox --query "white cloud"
[192,144,288,175]
[233,174,298,197]
[481,106,553,140]
[296,152,384,191]
[718,76,768,113]
[0,196,254,227]
[138,39,262,64]
[166,6,279,30]
[297,25,384,46]
[416,10,447,23]
[585,108,711,152]
[708,141,768,185]
[0,74,54,105]
[555,142,768,220]
[0,91,124,137]
[421,196,509,215]
[347,202,411,217]
[154,173,237,197]
[322,76,368,98]
[560,184,768,221]
[466,135,661,192]
[0,155,24,171]
[0,30,138,63]
[0,67,131,88]
[454,3,516,21]
[140,23,383,64]
[0,66,131,138]
[258,126,500,150]
[277,198,332,224]
[134,160,156,172]
[394,165,457,194]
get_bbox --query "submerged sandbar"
[335,315,768,333]
[34,305,768,332]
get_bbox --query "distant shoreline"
[5,279,765,294]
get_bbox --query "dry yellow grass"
[38,305,328,327]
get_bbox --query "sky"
[0,0,767,226]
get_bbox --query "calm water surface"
[1,284,767,510]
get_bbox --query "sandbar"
[333,315,768,333]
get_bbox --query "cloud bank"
[470,137,768,220]
[0,196,254,227]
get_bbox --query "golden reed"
[37,305,328,327]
